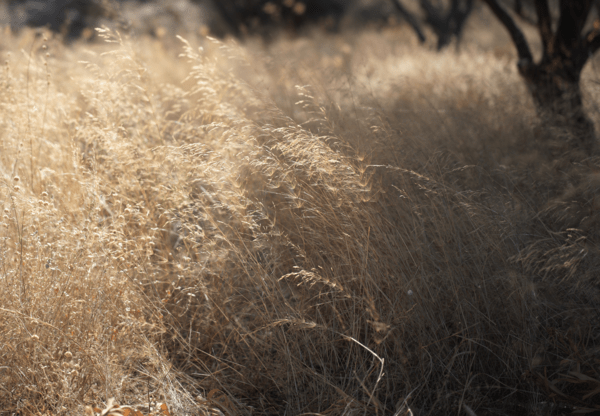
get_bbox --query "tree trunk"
[481,0,600,157]
[391,0,474,49]
[421,0,474,50]
[521,61,595,156]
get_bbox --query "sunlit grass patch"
[0,20,599,415]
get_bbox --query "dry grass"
[1,14,600,416]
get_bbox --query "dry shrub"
[0,17,599,416]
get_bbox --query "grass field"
[1,10,600,416]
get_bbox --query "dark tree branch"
[585,3,600,55]
[534,0,554,55]
[452,0,474,37]
[390,0,427,43]
[554,0,594,73]
[515,0,522,15]
[511,0,536,26]
[556,0,593,52]
[480,0,533,65]
[416,0,474,50]
[512,6,537,26]
[420,0,443,27]
[420,0,448,48]
[453,0,474,33]
[584,25,600,56]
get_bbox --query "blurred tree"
[390,0,474,49]
[208,0,347,37]
[8,0,121,39]
[482,0,600,155]
[7,0,114,37]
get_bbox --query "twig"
[462,403,478,416]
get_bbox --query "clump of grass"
[0,28,193,415]
[1,16,599,416]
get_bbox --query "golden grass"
[0,16,599,415]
